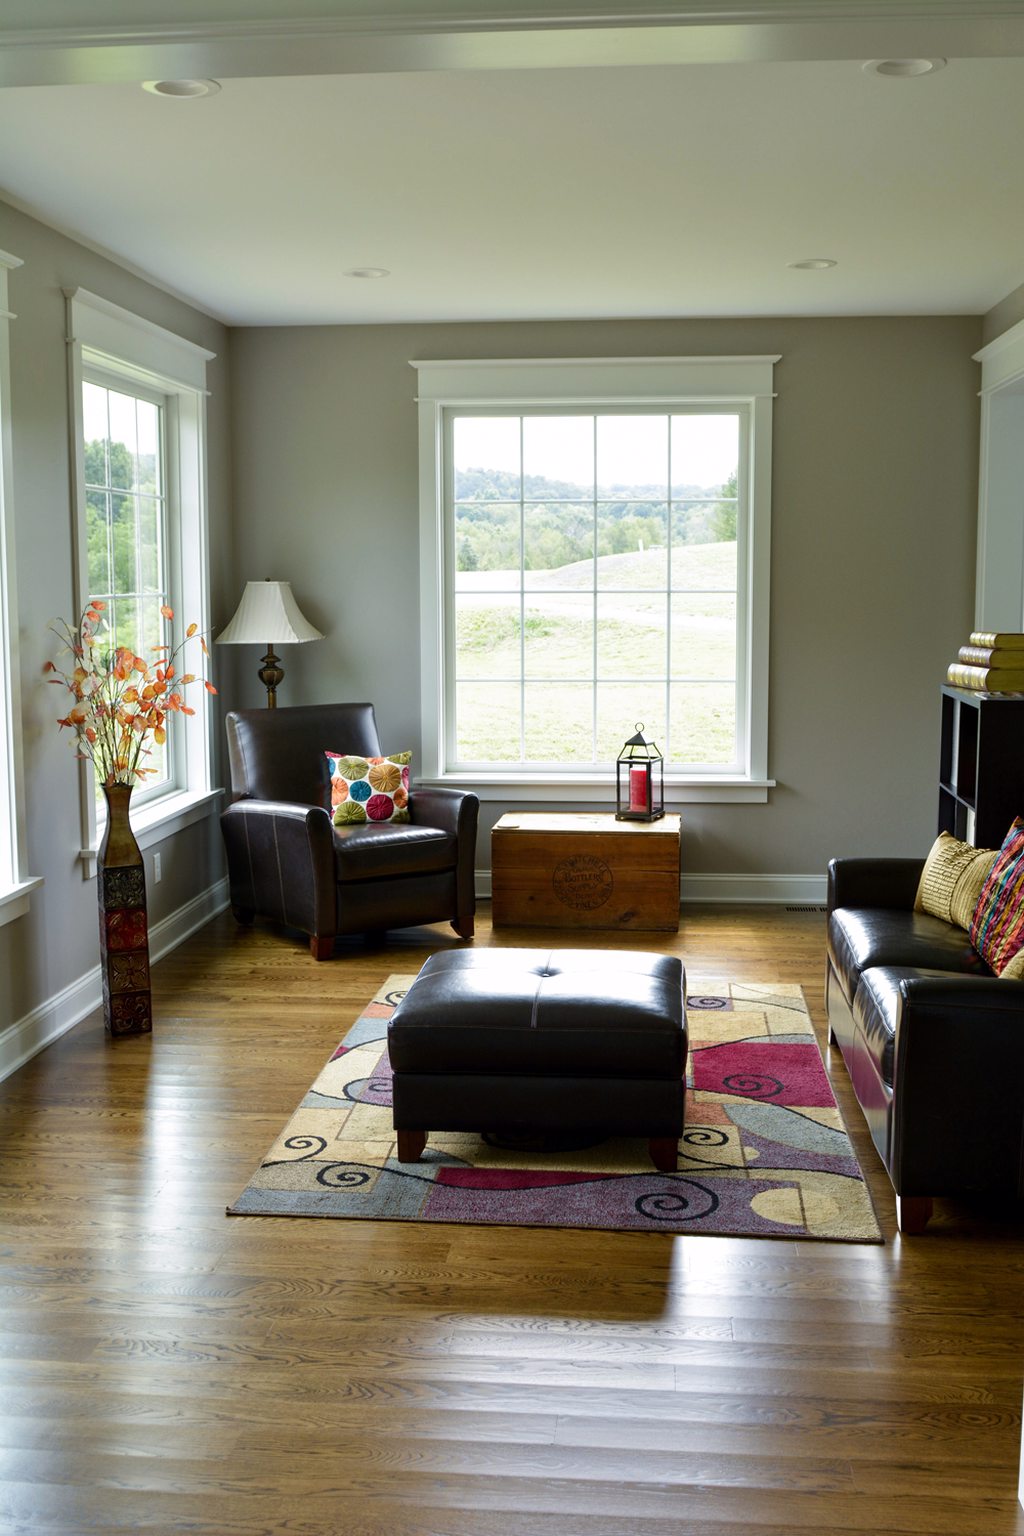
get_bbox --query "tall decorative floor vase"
[98,783,152,1037]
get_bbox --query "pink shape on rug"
[437,1167,615,1191]
[692,1041,836,1107]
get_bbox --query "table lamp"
[216,579,324,707]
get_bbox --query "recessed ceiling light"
[787,258,838,270]
[344,268,391,279]
[862,58,946,77]
[142,79,221,98]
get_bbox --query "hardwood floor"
[1,905,1022,1536]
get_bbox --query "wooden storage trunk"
[490,812,681,932]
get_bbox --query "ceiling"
[2,2,1024,326]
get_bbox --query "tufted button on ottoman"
[387,948,687,1172]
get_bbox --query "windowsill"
[79,786,224,879]
[417,775,775,805]
[0,875,44,929]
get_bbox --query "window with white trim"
[0,248,40,924]
[414,357,777,802]
[66,289,216,865]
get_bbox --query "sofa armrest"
[892,973,1024,1197]
[220,798,336,938]
[827,856,924,916]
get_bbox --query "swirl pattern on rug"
[228,976,881,1243]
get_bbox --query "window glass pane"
[597,414,668,499]
[454,594,521,681]
[671,534,737,592]
[135,398,161,496]
[671,413,739,493]
[597,502,667,589]
[455,681,521,762]
[453,416,520,500]
[522,415,592,498]
[454,502,520,590]
[86,489,112,595]
[596,594,667,680]
[671,593,736,681]
[523,503,593,587]
[523,594,592,680]
[523,682,593,762]
[669,682,737,767]
[136,496,163,593]
[596,685,666,764]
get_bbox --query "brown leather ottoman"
[387,948,687,1172]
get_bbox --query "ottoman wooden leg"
[649,1137,679,1173]
[396,1129,427,1162]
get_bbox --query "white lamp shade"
[216,580,324,645]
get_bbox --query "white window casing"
[65,288,218,875]
[0,248,42,925]
[413,355,778,804]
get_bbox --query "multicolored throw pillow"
[327,751,412,826]
[969,817,1024,975]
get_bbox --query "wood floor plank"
[0,904,1021,1535]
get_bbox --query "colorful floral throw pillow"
[327,751,412,826]
[969,816,1024,976]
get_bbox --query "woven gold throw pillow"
[914,832,998,930]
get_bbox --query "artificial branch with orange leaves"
[45,599,217,786]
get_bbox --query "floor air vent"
[786,905,828,912]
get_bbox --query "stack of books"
[947,632,1024,693]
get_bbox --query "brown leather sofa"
[221,703,479,958]
[826,856,1024,1233]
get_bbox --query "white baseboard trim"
[475,871,827,905]
[680,873,827,905]
[0,878,230,1084]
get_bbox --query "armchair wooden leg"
[649,1136,679,1173]
[896,1195,933,1234]
[396,1129,427,1162]
[451,916,475,940]
[309,935,334,961]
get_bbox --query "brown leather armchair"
[221,703,479,959]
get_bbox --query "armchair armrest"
[410,785,479,838]
[409,787,480,937]
[220,798,336,939]
[827,856,924,916]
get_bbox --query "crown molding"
[2,3,1024,86]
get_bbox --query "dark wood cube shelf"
[938,685,1024,849]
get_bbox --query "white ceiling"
[2,2,1024,326]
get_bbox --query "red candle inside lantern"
[629,764,649,813]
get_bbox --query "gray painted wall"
[227,315,982,881]
[0,198,232,1036]
[982,281,1024,348]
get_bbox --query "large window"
[415,357,777,801]
[66,289,216,868]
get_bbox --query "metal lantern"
[615,723,665,822]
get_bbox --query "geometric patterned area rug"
[228,975,882,1243]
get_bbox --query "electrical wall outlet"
[153,852,162,884]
